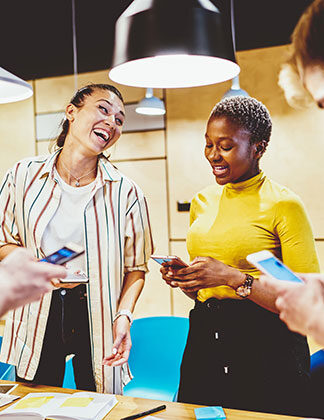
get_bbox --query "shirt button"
[60,289,67,296]
[207,302,211,308]
[215,332,219,339]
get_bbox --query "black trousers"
[17,285,96,391]
[178,298,311,416]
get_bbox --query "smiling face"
[65,88,125,156]
[205,116,262,185]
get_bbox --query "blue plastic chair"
[0,337,15,381]
[310,349,324,417]
[62,355,76,389]
[123,316,189,401]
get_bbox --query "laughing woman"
[161,96,319,416]
[0,84,154,393]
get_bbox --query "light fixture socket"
[110,0,240,88]
[135,88,166,115]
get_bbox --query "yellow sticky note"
[14,396,54,409]
[60,397,93,408]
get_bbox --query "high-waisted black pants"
[178,298,311,417]
[17,285,96,391]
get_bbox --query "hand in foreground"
[51,269,84,289]
[160,256,240,293]
[102,315,132,367]
[0,247,67,315]
[260,273,324,345]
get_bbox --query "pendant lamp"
[222,75,249,98]
[135,88,166,115]
[109,0,240,88]
[0,67,33,104]
[222,0,248,99]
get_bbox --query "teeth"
[94,129,109,141]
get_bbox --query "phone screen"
[258,257,302,283]
[40,247,83,265]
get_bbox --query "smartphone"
[151,255,188,268]
[59,270,89,284]
[246,250,303,283]
[40,243,84,266]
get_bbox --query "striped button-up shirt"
[0,150,154,393]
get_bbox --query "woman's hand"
[160,256,241,293]
[51,278,81,289]
[102,316,132,367]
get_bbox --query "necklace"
[58,158,97,187]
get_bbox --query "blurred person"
[0,83,153,393]
[0,247,66,317]
[160,96,319,416]
[261,0,324,349]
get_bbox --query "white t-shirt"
[41,168,96,276]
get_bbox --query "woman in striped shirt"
[0,84,154,394]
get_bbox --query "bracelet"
[113,309,133,325]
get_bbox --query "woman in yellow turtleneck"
[161,96,319,417]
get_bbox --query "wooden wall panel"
[110,130,165,161]
[0,94,35,180]
[115,160,170,318]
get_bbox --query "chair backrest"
[310,349,324,417]
[0,337,15,381]
[123,316,189,401]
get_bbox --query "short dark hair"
[210,96,272,146]
[56,84,124,148]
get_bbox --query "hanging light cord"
[230,0,236,53]
[71,0,78,91]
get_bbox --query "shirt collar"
[38,149,121,183]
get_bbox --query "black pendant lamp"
[109,0,240,88]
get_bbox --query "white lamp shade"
[110,55,240,89]
[0,67,33,104]
[135,94,166,115]
[110,0,240,88]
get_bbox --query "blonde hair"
[278,0,324,108]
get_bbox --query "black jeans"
[17,285,96,391]
[178,298,311,416]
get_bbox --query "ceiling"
[1,0,313,81]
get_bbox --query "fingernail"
[112,348,117,355]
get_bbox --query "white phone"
[246,250,303,283]
[40,243,84,266]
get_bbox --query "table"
[0,380,301,419]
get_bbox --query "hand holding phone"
[151,255,188,268]
[40,243,84,265]
[246,250,303,283]
[59,269,89,283]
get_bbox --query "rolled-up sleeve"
[0,168,21,248]
[124,192,154,273]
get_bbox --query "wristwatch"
[235,274,255,298]
[113,309,133,325]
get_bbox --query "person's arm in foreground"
[0,247,67,317]
[102,270,145,367]
[260,273,324,346]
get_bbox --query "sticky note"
[194,406,226,420]
[14,396,54,409]
[60,397,93,407]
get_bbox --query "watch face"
[236,285,251,298]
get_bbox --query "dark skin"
[160,116,280,313]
